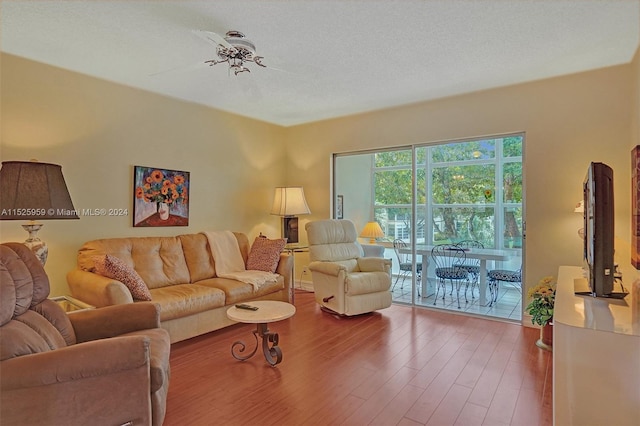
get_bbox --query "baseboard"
[293,278,314,292]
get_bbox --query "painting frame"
[632,146,640,268]
[133,165,190,227]
[336,195,344,219]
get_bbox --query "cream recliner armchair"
[305,219,392,315]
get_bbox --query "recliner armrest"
[357,257,392,273]
[308,261,346,277]
[1,335,149,390]
[69,302,161,343]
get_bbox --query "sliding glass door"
[333,134,524,321]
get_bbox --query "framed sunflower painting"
[133,165,190,227]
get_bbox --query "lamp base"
[22,223,48,265]
[282,216,299,244]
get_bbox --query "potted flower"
[525,276,556,350]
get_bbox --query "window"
[334,134,523,318]
[357,136,522,248]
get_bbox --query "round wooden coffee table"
[226,300,296,366]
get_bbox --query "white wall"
[1,54,288,295]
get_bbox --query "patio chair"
[488,265,522,306]
[431,244,468,309]
[454,240,484,303]
[392,239,423,296]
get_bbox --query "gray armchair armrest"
[69,302,161,343]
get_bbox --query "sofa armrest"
[275,253,293,291]
[357,257,392,273]
[67,269,134,307]
[69,302,161,343]
[1,335,150,390]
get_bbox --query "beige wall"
[1,54,287,295]
[286,64,634,292]
[2,52,638,302]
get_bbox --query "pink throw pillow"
[92,254,152,301]
[246,237,287,273]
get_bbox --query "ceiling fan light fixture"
[205,30,266,75]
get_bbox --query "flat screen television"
[579,162,624,298]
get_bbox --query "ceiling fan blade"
[192,30,233,49]
[148,61,209,77]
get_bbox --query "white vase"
[158,202,170,220]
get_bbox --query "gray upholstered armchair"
[0,243,170,426]
[305,219,392,316]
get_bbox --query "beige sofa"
[67,232,293,343]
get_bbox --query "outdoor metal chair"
[431,244,467,309]
[392,239,423,296]
[488,265,522,306]
[454,240,484,303]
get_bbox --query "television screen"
[580,162,622,298]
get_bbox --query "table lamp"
[360,221,384,244]
[270,186,310,244]
[574,199,585,238]
[0,160,79,264]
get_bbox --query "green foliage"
[525,277,556,326]
[372,136,523,245]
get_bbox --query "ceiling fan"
[194,30,267,75]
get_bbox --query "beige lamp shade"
[270,187,311,216]
[270,186,310,244]
[360,221,384,244]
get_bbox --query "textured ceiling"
[2,0,639,126]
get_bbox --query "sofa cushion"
[78,237,191,289]
[196,276,285,305]
[178,233,215,282]
[246,237,287,273]
[149,284,225,321]
[93,255,152,301]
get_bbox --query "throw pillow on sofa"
[246,237,287,273]
[92,254,152,301]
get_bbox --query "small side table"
[50,295,95,313]
[283,243,308,303]
[226,301,296,366]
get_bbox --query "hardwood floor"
[165,291,552,426]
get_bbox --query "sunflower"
[151,170,164,182]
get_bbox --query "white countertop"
[555,266,640,336]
